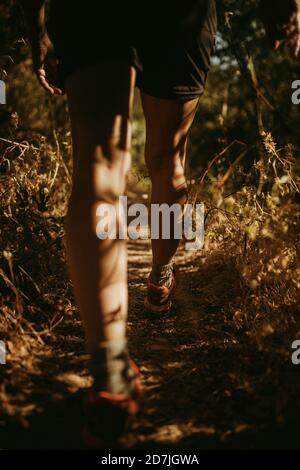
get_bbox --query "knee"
[146,148,185,187]
[71,127,131,204]
[72,155,131,206]
[145,135,187,178]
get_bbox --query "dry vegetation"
[0,0,300,450]
[0,119,299,448]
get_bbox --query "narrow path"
[0,237,298,449]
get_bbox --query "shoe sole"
[143,296,172,313]
[82,404,139,449]
[82,361,142,449]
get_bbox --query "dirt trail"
[0,237,299,449]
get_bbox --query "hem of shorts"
[58,57,141,90]
[58,61,205,101]
[137,85,205,101]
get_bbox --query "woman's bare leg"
[141,94,199,278]
[65,63,135,390]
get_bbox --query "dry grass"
[0,124,299,448]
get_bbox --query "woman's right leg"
[142,94,199,312]
[65,62,136,393]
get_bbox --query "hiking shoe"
[144,265,177,313]
[82,359,142,448]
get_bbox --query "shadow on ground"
[0,239,299,449]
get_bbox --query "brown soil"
[0,237,299,450]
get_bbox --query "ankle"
[89,338,133,395]
[150,261,174,288]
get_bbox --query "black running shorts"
[47,0,217,100]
